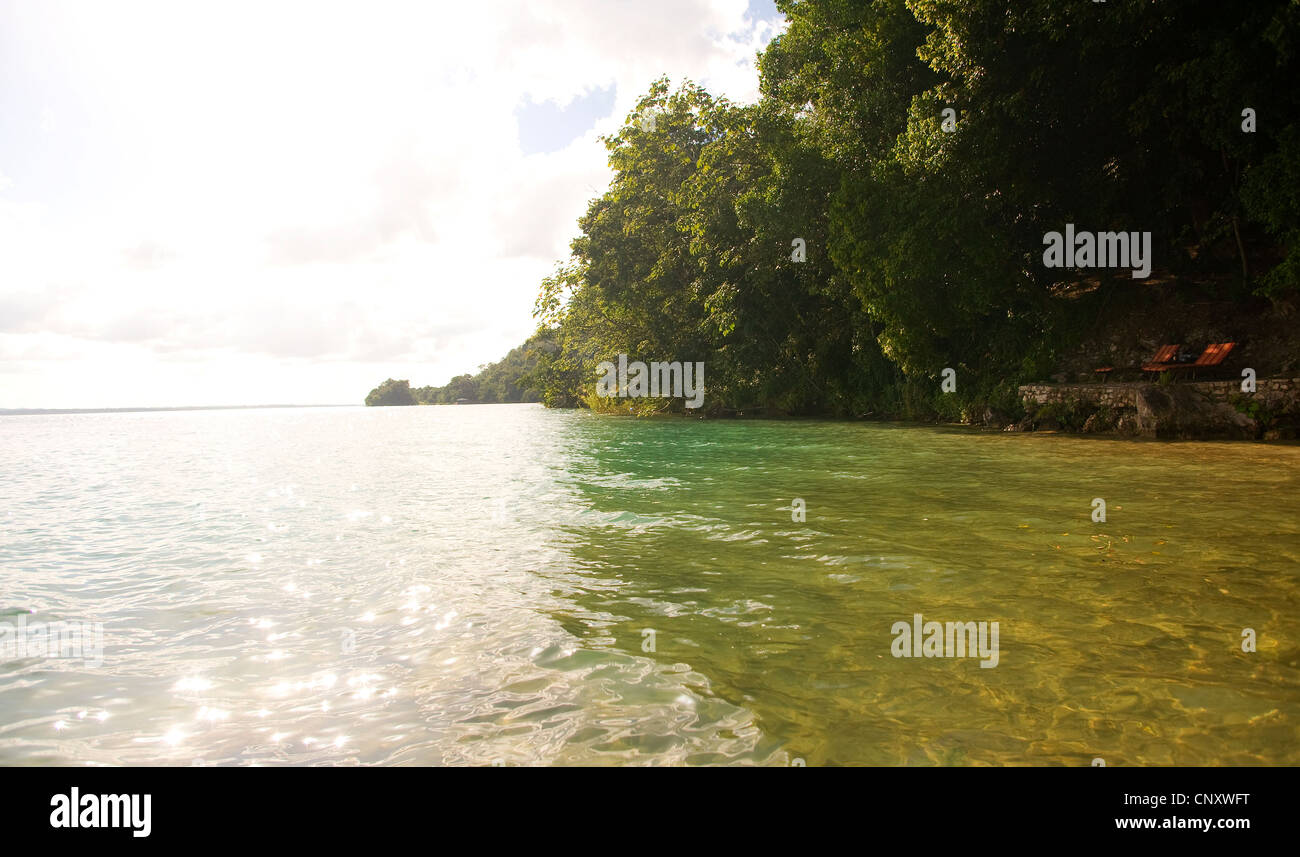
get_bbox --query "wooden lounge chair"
[1167,342,1236,379]
[1139,344,1183,376]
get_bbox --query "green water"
[546,414,1300,765]
[1,405,1296,765]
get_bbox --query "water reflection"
[0,406,1296,765]
[0,406,778,765]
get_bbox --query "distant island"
[365,331,552,406]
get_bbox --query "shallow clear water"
[1,404,1297,765]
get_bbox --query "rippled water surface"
[1,404,1297,765]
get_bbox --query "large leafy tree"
[511,0,1298,418]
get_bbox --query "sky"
[0,0,784,408]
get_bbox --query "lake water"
[1,403,1297,765]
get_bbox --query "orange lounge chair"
[1168,342,1236,379]
[1139,344,1183,375]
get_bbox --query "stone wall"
[1018,383,1138,408]
[1015,378,1300,439]
[1018,378,1300,409]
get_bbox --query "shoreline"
[543,382,1300,442]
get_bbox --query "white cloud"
[0,0,784,408]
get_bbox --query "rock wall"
[1019,379,1298,407]
[1018,383,1139,409]
[1015,379,1300,439]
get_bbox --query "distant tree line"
[365,378,417,406]
[364,331,554,406]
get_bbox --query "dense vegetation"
[372,0,1300,418]
[365,331,553,406]
[364,378,417,407]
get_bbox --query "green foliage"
[412,2,1300,420]
[1230,393,1272,425]
[369,331,554,407]
[1242,124,1300,298]
[364,378,416,407]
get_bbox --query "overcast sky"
[0,0,784,408]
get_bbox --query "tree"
[364,378,417,406]
[443,1,1300,420]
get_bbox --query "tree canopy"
[366,330,555,406]
[386,1,1300,419]
[364,378,417,407]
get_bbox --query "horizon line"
[0,404,356,417]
